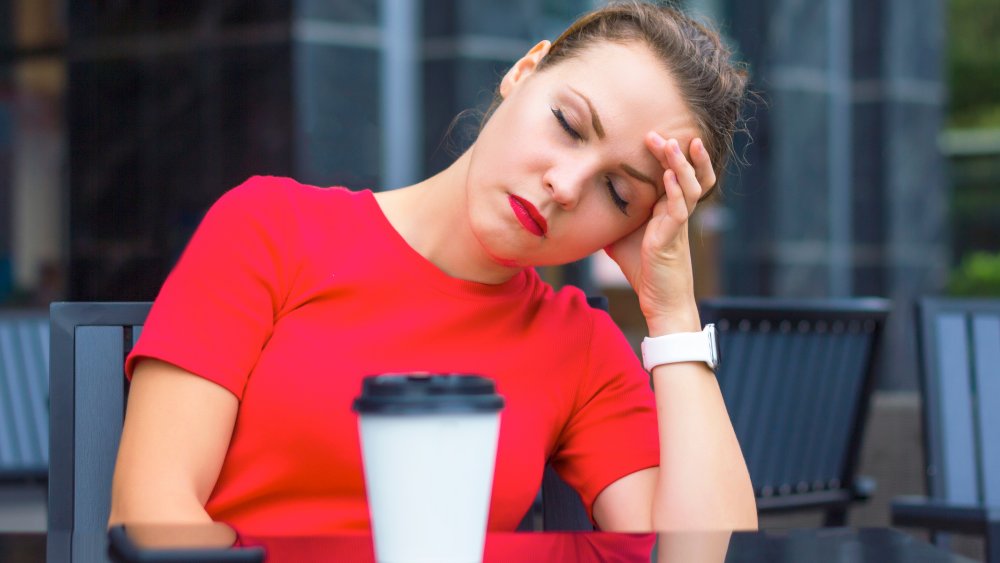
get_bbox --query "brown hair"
[485,1,749,197]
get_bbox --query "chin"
[468,221,524,270]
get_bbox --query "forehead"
[540,41,699,141]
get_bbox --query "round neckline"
[359,189,529,299]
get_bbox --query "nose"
[543,162,587,210]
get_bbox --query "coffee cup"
[353,373,504,563]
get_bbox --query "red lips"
[509,195,548,237]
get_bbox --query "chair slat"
[781,328,822,491]
[817,333,849,481]
[20,320,50,466]
[934,314,978,505]
[744,328,780,490]
[0,324,22,466]
[73,326,126,533]
[760,325,803,492]
[822,331,870,485]
[0,314,50,476]
[718,325,751,451]
[722,322,760,485]
[799,329,839,487]
[758,325,790,490]
[972,314,1000,506]
[0,324,32,467]
[792,330,830,486]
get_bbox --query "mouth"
[509,195,548,237]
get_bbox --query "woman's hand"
[605,133,717,335]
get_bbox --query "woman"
[110,1,758,534]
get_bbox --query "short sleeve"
[125,176,302,399]
[549,310,660,521]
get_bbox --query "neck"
[375,148,523,285]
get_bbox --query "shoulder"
[220,175,368,208]
[522,277,608,335]
[209,176,375,232]
[540,282,597,316]
[528,280,640,366]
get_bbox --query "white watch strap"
[641,326,716,371]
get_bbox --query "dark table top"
[1,526,977,563]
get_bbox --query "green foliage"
[948,252,1000,296]
[948,0,1000,128]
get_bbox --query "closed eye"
[606,177,629,215]
[551,107,582,141]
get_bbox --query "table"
[0,526,976,562]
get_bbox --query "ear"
[499,40,552,99]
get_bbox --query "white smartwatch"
[641,324,720,371]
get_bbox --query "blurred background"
[0,0,997,554]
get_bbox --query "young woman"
[110,1,758,534]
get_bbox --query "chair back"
[699,297,890,520]
[917,297,1000,509]
[47,302,151,563]
[0,309,49,482]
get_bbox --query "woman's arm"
[592,355,757,531]
[592,351,757,531]
[597,133,757,532]
[108,358,238,526]
[649,362,757,530]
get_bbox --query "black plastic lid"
[352,373,504,414]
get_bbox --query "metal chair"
[47,302,151,563]
[699,297,890,525]
[891,297,1000,563]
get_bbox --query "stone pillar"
[722,0,948,389]
[879,0,949,390]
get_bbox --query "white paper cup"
[354,374,504,563]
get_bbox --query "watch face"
[707,323,720,369]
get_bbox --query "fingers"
[644,133,716,212]
[603,220,646,288]
[690,138,717,198]
[663,169,689,223]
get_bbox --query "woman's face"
[465,40,700,268]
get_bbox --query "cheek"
[577,213,643,249]
[486,101,553,162]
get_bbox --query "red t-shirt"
[126,176,659,535]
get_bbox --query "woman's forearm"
[646,314,758,531]
[108,360,238,528]
[109,489,214,527]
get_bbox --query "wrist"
[644,307,702,336]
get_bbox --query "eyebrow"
[622,163,659,192]
[569,87,605,139]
